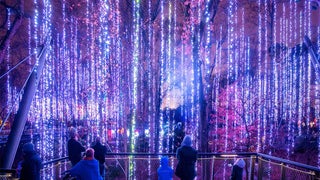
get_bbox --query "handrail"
[0,168,16,174]
[257,153,320,173]
[42,152,320,173]
[102,152,256,157]
[0,168,16,178]
[42,157,69,166]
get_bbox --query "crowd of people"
[66,127,108,179]
[16,127,245,180]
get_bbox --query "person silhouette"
[157,156,173,180]
[67,127,86,166]
[175,135,197,180]
[91,136,108,177]
[230,158,246,180]
[19,142,43,180]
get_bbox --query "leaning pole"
[0,40,49,169]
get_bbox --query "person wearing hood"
[69,148,102,180]
[175,135,197,180]
[19,142,43,180]
[157,156,173,180]
[230,158,246,180]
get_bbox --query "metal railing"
[1,153,319,179]
[0,168,16,180]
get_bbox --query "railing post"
[250,155,255,180]
[210,156,215,180]
[258,157,263,180]
[280,163,286,180]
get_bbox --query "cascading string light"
[204,0,211,82]
[6,8,12,123]
[203,0,212,151]
[195,0,201,152]
[213,27,223,152]
[30,0,43,175]
[282,3,289,157]
[59,1,66,169]
[298,8,303,137]
[147,0,154,154]
[55,33,63,177]
[180,4,186,149]
[264,0,273,155]
[180,22,185,150]
[189,2,195,146]
[39,0,53,178]
[291,0,299,156]
[130,0,141,178]
[262,2,268,152]
[167,1,172,153]
[94,0,102,142]
[74,19,80,125]
[286,10,291,157]
[225,0,234,152]
[318,26,320,167]
[273,1,280,155]
[279,11,284,157]
[159,0,165,153]
[257,0,262,152]
[173,0,177,100]
[305,0,312,136]
[69,17,75,122]
[172,0,178,167]
[116,0,122,153]
[238,7,245,150]
[222,0,236,178]
[112,0,119,152]
[147,0,152,175]
[288,1,295,156]
[233,2,239,150]
[245,37,251,148]
[91,0,98,146]
[98,0,104,145]
[99,0,109,145]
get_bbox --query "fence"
[1,153,319,179]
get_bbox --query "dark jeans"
[99,163,105,178]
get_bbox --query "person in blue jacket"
[19,142,43,180]
[69,148,102,180]
[157,156,173,180]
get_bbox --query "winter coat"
[69,158,103,180]
[175,146,197,180]
[91,142,107,164]
[19,151,43,180]
[157,157,173,180]
[230,158,246,180]
[68,138,85,166]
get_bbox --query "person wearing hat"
[19,142,43,180]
